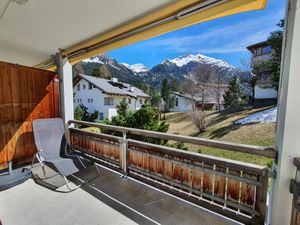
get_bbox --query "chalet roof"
[173,92,217,103]
[76,74,149,98]
[247,40,269,50]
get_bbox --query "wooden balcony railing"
[290,158,300,225]
[68,119,276,225]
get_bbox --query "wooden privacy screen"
[0,61,58,169]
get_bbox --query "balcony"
[1,162,242,225]
[1,1,300,224]
[1,119,275,225]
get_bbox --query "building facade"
[160,92,221,112]
[73,74,148,120]
[247,41,278,101]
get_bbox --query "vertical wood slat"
[0,61,58,170]
[69,129,122,170]
[67,120,270,224]
[126,140,268,225]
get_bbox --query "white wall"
[170,96,193,112]
[73,79,146,120]
[58,57,74,123]
[269,1,300,224]
[254,86,277,99]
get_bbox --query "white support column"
[269,0,300,224]
[58,54,74,124]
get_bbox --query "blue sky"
[108,0,286,69]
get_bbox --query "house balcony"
[1,120,276,225]
[1,163,241,225]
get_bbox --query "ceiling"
[0,0,174,66]
[0,0,267,68]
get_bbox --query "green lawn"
[165,107,276,167]
[81,106,276,167]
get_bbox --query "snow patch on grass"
[236,107,277,124]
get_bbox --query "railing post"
[122,132,127,177]
[255,168,269,225]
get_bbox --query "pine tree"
[160,78,172,112]
[223,77,244,108]
[268,19,284,90]
[149,88,162,109]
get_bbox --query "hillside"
[165,107,275,166]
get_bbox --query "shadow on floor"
[32,164,240,225]
[73,165,240,225]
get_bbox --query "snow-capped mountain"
[78,53,251,88]
[121,63,149,74]
[82,54,131,73]
[143,53,248,87]
[169,54,235,70]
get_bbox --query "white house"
[161,92,220,112]
[73,74,149,120]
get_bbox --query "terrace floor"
[0,164,241,225]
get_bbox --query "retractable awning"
[0,0,267,70]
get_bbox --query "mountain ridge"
[77,53,251,89]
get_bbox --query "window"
[104,97,114,106]
[262,46,272,55]
[253,49,257,56]
[175,98,179,107]
[80,99,82,103]
[140,99,143,104]
[256,47,262,56]
[83,84,86,89]
[77,84,80,91]
[128,98,131,104]
[89,83,93,89]
[99,112,104,120]
[88,98,90,103]
[91,98,93,103]
[77,99,79,103]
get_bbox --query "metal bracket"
[290,179,300,195]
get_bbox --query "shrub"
[74,104,98,122]
[101,99,169,144]
[191,110,207,133]
[176,142,188,151]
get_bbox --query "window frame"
[104,97,114,106]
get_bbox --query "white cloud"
[137,8,285,54]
